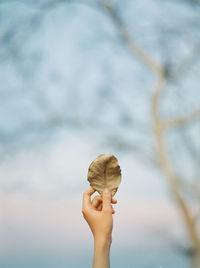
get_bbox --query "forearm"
[93,236,112,268]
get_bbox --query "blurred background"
[0,0,200,267]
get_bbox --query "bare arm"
[93,235,111,268]
[82,188,117,268]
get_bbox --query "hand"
[82,188,117,242]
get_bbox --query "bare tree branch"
[165,108,200,129]
[99,0,162,74]
[98,0,200,259]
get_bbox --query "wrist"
[94,234,112,247]
[93,235,111,268]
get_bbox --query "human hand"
[82,188,117,243]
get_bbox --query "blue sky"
[0,1,200,267]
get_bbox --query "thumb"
[102,188,112,212]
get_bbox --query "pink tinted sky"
[0,134,185,256]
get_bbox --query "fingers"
[111,204,115,214]
[112,198,117,204]
[92,196,117,208]
[102,188,112,212]
[82,188,96,210]
[92,196,102,208]
[111,198,117,214]
[97,203,103,211]
[83,188,117,214]
[97,202,115,214]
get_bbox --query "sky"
[0,131,188,268]
[0,1,199,267]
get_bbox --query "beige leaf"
[87,154,121,196]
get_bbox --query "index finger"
[82,188,96,209]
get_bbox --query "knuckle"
[95,196,101,202]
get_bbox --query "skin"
[82,188,117,268]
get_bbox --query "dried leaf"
[87,154,121,196]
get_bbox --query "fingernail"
[104,188,109,194]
